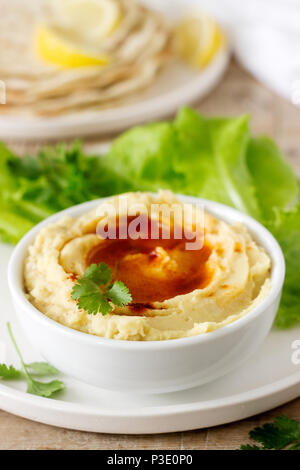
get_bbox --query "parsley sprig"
[0,363,21,380]
[241,415,300,450]
[0,323,65,398]
[71,262,132,316]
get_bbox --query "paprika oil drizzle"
[87,215,212,309]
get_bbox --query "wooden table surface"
[1,60,299,450]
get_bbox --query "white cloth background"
[144,0,300,104]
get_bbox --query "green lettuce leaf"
[104,108,262,217]
[267,205,300,328]
[174,109,261,218]
[247,137,298,219]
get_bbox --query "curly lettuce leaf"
[105,107,298,220]
[267,205,300,328]
[178,109,262,217]
[104,108,262,217]
[247,137,298,219]
[101,122,180,194]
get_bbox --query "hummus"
[24,191,271,341]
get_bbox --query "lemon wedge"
[52,0,121,43]
[36,25,110,68]
[174,13,225,68]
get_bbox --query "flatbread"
[0,0,172,116]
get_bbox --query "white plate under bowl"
[0,241,299,434]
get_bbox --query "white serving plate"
[0,7,230,141]
[0,240,299,434]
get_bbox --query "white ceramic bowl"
[8,196,285,394]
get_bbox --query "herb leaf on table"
[0,364,22,379]
[4,323,65,398]
[241,415,300,450]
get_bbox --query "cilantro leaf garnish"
[71,263,132,316]
[106,281,132,307]
[4,323,65,398]
[0,364,22,379]
[241,415,300,450]
[81,262,112,285]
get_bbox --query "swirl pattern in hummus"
[24,191,272,341]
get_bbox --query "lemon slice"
[52,0,121,43]
[174,13,225,68]
[36,25,110,68]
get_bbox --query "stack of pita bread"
[0,0,171,116]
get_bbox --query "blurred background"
[150,0,300,102]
